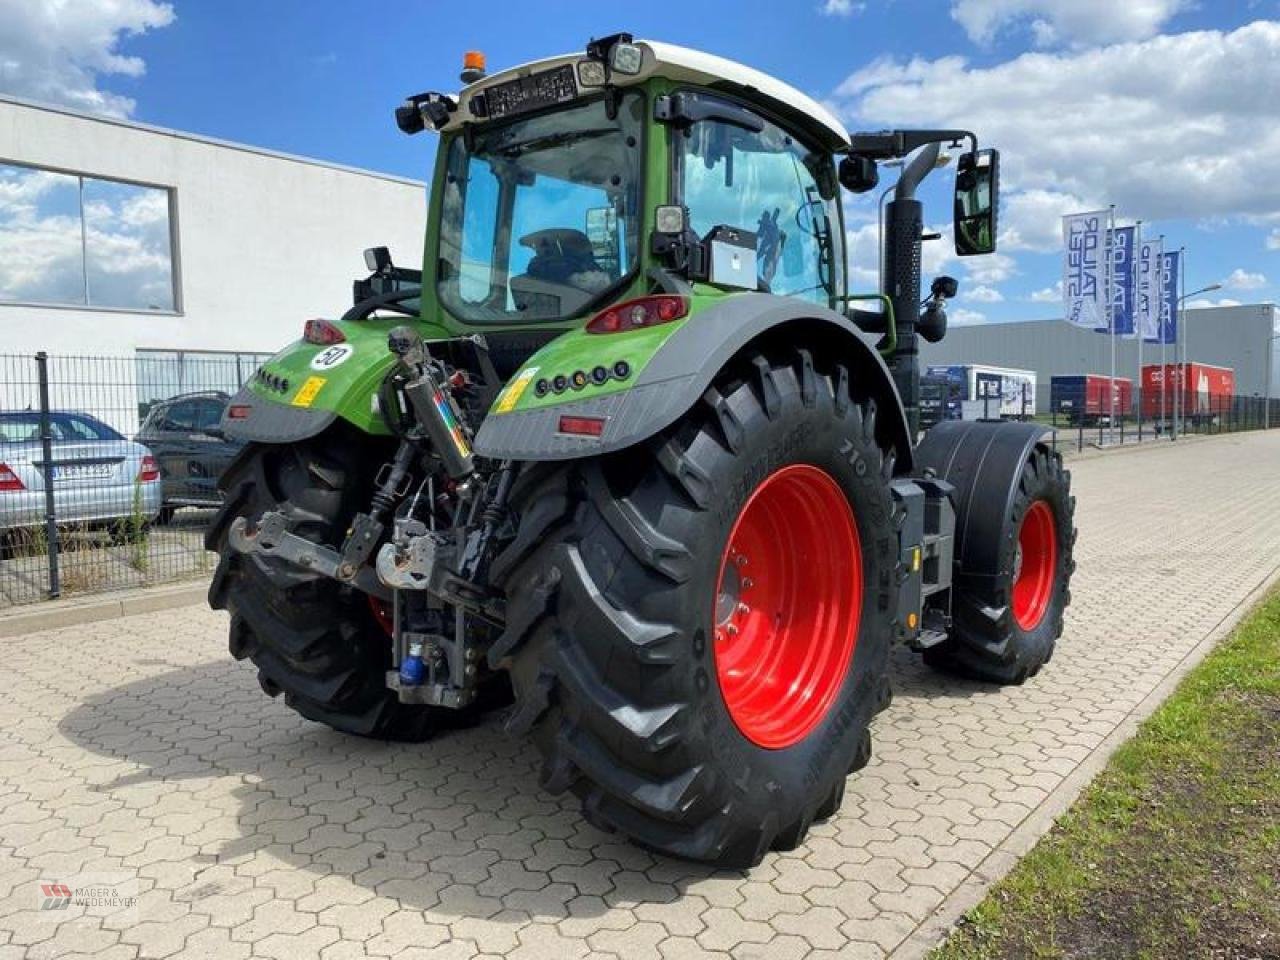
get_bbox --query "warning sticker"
[292,376,326,407]
[495,367,539,413]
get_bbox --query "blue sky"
[2,0,1277,324]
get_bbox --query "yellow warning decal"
[495,367,538,413]
[292,376,326,407]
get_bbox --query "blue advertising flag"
[1107,226,1136,336]
[1157,249,1180,344]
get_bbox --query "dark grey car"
[137,392,244,522]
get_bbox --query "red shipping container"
[1140,363,1235,420]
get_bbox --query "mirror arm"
[848,129,976,161]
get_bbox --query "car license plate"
[53,462,115,481]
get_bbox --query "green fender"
[474,293,914,471]
[220,316,432,443]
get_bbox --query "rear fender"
[219,317,414,444]
[913,420,1053,582]
[473,293,914,470]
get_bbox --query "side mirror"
[838,155,879,194]
[954,148,1000,256]
[364,246,392,273]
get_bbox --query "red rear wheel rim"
[1012,500,1057,631]
[712,464,862,750]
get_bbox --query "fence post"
[35,352,61,599]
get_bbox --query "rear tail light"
[586,295,688,334]
[0,463,24,491]
[557,415,606,437]
[138,455,160,482]
[228,404,252,419]
[303,318,346,345]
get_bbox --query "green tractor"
[208,34,1075,868]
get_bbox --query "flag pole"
[1135,220,1144,438]
[1108,205,1117,444]
[1159,235,1167,435]
[1177,245,1186,439]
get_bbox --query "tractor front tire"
[924,445,1075,684]
[206,434,442,741]
[491,348,900,868]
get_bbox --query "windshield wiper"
[495,128,615,158]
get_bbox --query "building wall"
[920,304,1280,411]
[0,96,426,358]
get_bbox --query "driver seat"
[510,229,610,313]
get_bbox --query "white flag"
[1137,238,1163,342]
[1062,211,1108,330]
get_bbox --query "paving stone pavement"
[2,430,1279,960]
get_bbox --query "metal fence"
[0,351,265,608]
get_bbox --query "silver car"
[0,411,163,534]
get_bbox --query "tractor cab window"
[437,92,644,325]
[676,97,842,304]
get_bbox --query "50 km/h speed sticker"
[310,344,354,370]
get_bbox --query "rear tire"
[924,445,1075,683]
[206,432,443,741]
[490,348,900,867]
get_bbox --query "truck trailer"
[1141,363,1235,424]
[926,364,1037,421]
[1050,375,1133,425]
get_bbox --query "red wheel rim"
[1012,500,1057,632]
[368,595,394,636]
[712,464,862,750]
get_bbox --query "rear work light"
[586,295,688,334]
[303,318,346,345]
[0,463,25,491]
[557,415,606,438]
[138,455,160,482]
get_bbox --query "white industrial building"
[0,94,425,360]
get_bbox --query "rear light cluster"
[586,295,688,334]
[138,455,160,483]
[0,463,24,492]
[303,318,346,345]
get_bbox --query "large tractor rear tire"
[924,444,1075,683]
[490,348,900,868]
[206,432,443,741]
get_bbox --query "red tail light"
[138,455,160,482]
[303,318,346,345]
[0,463,24,491]
[586,295,688,334]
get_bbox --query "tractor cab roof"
[440,39,851,153]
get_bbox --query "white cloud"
[949,307,988,325]
[950,0,1187,47]
[1187,298,1243,309]
[0,0,174,117]
[966,284,1004,302]
[1224,268,1267,290]
[1268,229,1280,251]
[1000,189,1084,252]
[1029,280,1063,303]
[833,22,1280,239]
[965,252,1017,285]
[820,0,865,15]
